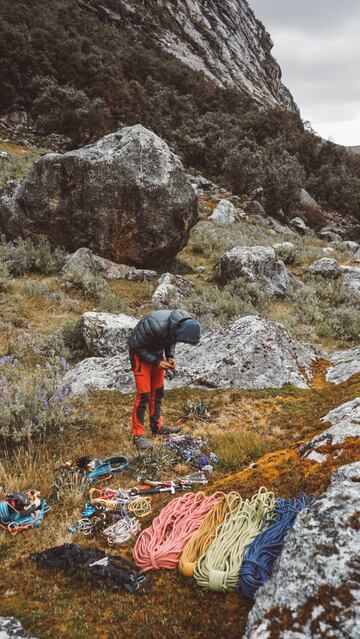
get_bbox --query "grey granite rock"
[0,618,36,638]
[242,461,360,639]
[82,312,137,357]
[151,272,194,306]
[62,248,157,281]
[307,257,339,278]
[326,347,360,384]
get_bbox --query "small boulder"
[307,257,339,278]
[243,461,360,639]
[82,312,137,357]
[151,273,194,306]
[322,246,335,255]
[297,187,320,210]
[62,248,157,281]
[218,246,292,297]
[289,216,309,234]
[339,265,360,299]
[326,347,360,384]
[319,226,342,242]
[62,354,133,395]
[272,242,296,264]
[245,200,266,217]
[336,240,360,254]
[0,617,37,639]
[208,199,237,224]
[0,125,198,267]
[0,150,9,160]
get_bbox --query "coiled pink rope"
[133,492,223,571]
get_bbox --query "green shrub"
[0,262,12,292]
[63,268,109,301]
[0,357,79,448]
[0,235,65,276]
[318,306,360,343]
[61,320,88,359]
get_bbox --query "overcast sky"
[250,0,360,146]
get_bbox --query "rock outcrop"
[151,273,194,306]
[0,125,198,267]
[96,1,296,110]
[326,347,360,384]
[218,246,292,297]
[62,248,157,281]
[243,462,360,639]
[301,397,360,463]
[82,312,137,357]
[63,316,316,395]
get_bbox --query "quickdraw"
[102,516,141,545]
[165,435,219,472]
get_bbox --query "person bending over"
[128,309,201,451]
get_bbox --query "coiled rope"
[86,456,129,483]
[238,494,312,598]
[194,487,275,592]
[179,492,240,577]
[133,491,223,572]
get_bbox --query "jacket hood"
[173,318,201,344]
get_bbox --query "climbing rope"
[179,492,243,577]
[102,515,141,546]
[85,456,129,483]
[133,491,223,571]
[238,494,312,598]
[194,487,275,592]
[128,497,152,518]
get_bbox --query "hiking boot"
[153,425,181,437]
[133,435,153,452]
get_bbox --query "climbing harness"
[102,515,141,545]
[194,487,275,592]
[133,491,223,571]
[31,543,151,595]
[0,491,50,534]
[179,492,240,577]
[238,494,313,598]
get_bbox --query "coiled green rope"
[194,487,275,592]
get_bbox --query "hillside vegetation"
[1,0,360,220]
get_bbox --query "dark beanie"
[174,318,201,344]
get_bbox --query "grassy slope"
[0,143,359,639]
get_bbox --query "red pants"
[131,352,165,437]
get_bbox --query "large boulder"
[243,462,360,639]
[0,125,198,267]
[62,248,157,281]
[289,216,309,235]
[326,347,360,384]
[151,272,194,306]
[63,316,316,395]
[218,246,292,297]
[301,397,360,463]
[81,312,137,357]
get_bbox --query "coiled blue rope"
[0,499,50,531]
[238,494,313,599]
[86,456,129,484]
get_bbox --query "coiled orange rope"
[178,492,241,577]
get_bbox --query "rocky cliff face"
[85,0,296,110]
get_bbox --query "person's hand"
[158,360,172,370]
[167,358,176,369]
